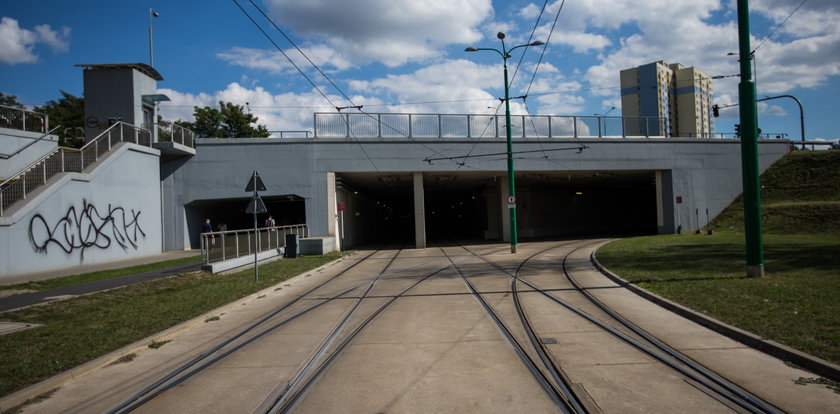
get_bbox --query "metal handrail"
[200,224,310,265]
[0,125,62,159]
[155,123,195,148]
[0,104,49,133]
[313,112,668,139]
[0,122,151,215]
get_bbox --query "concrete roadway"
[4,240,839,413]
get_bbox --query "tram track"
[67,239,788,413]
[456,239,783,414]
[106,247,399,413]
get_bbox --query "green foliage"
[34,90,85,148]
[0,252,347,397]
[598,150,840,364]
[179,101,270,138]
[0,92,25,108]
[597,233,840,364]
[711,150,840,234]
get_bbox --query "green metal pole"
[737,0,764,277]
[502,52,518,254]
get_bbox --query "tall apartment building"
[620,61,714,138]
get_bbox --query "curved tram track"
[22,240,800,413]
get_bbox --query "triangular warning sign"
[245,196,268,214]
[245,172,267,192]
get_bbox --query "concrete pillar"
[655,170,664,229]
[499,175,510,242]
[413,172,426,248]
[326,172,339,251]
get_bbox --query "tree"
[34,90,85,147]
[0,92,24,108]
[180,101,270,138]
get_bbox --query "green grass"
[597,150,840,364]
[0,255,202,292]
[596,233,840,364]
[0,252,348,397]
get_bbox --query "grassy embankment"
[597,149,840,364]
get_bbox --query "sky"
[1,0,838,142]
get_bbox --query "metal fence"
[0,122,151,215]
[156,123,195,147]
[0,104,48,133]
[200,224,309,265]
[313,112,668,139]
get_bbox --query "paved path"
[3,241,838,413]
[0,261,202,312]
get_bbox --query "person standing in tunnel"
[265,215,276,228]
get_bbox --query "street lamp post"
[149,9,160,66]
[466,32,544,254]
[597,106,616,137]
[736,0,764,278]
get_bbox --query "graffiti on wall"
[29,200,145,261]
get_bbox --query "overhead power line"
[753,0,808,53]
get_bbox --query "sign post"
[244,170,267,282]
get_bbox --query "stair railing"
[0,122,151,215]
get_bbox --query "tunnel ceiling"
[337,170,655,200]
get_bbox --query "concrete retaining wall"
[0,143,162,279]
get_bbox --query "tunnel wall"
[161,138,790,250]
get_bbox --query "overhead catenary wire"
[753,0,808,53]
[232,0,381,170]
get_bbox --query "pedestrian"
[265,215,276,228]
[218,222,228,232]
[202,218,215,245]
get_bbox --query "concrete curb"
[0,253,355,413]
[590,251,840,383]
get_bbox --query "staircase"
[0,122,151,215]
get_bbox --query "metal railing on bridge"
[1,104,48,133]
[313,112,668,139]
[0,122,151,215]
[201,224,310,265]
[155,123,195,148]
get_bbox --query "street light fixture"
[596,106,616,137]
[465,32,545,254]
[149,8,160,67]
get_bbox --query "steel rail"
[461,240,781,414]
[439,243,577,413]
[511,274,590,413]
[269,255,448,413]
[107,248,386,414]
[561,250,782,414]
[266,246,408,412]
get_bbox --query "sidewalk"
[0,251,200,286]
[0,251,202,313]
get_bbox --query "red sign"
[337,202,346,211]
[676,196,683,204]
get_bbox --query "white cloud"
[158,83,383,136]
[0,17,70,65]
[216,44,353,74]
[34,24,70,52]
[264,0,492,67]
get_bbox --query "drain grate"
[540,337,558,344]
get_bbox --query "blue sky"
[1,0,838,142]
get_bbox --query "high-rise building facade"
[620,61,713,138]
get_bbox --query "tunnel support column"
[326,172,339,251]
[413,172,426,249]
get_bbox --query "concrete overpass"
[160,125,790,251]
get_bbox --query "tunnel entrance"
[335,170,658,248]
[185,195,306,248]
